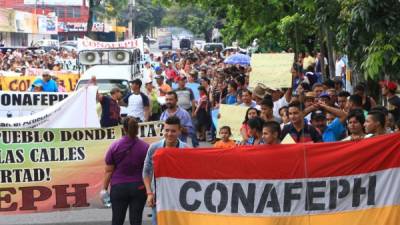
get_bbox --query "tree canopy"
[157,0,400,80]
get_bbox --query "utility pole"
[128,0,135,39]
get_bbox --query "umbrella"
[224,53,251,66]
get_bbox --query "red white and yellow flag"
[154,133,400,225]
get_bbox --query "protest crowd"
[2,45,400,225]
[95,48,400,225]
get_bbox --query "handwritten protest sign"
[218,104,248,141]
[249,53,294,89]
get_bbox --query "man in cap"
[143,61,154,82]
[154,73,171,97]
[98,87,122,127]
[381,80,400,122]
[175,76,196,114]
[305,101,347,142]
[175,75,199,147]
[121,79,150,122]
[165,60,178,83]
[253,83,269,106]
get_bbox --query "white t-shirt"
[143,67,153,83]
[273,96,289,119]
[126,93,148,121]
[335,59,345,77]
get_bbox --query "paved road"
[2,207,153,225]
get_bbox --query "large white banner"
[0,91,70,118]
[0,86,100,128]
[78,37,144,53]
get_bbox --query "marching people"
[280,101,322,143]
[30,70,58,92]
[144,80,162,121]
[364,110,387,137]
[143,116,188,225]
[121,79,150,122]
[194,86,211,141]
[342,109,366,141]
[240,107,260,144]
[159,91,194,145]
[154,73,172,97]
[103,117,149,225]
[245,117,264,145]
[98,87,122,128]
[261,121,281,144]
[214,126,236,148]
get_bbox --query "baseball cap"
[154,74,164,79]
[380,80,398,91]
[155,66,162,73]
[176,76,187,81]
[319,92,331,99]
[189,70,198,76]
[311,111,326,121]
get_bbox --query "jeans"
[110,182,146,225]
[186,109,199,148]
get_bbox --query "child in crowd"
[240,107,260,143]
[246,117,264,145]
[279,106,290,129]
[214,126,236,148]
[261,121,281,144]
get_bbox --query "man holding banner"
[143,116,188,225]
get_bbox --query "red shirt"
[165,68,178,81]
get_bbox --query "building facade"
[0,0,89,42]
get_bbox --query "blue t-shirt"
[31,79,58,92]
[186,82,200,101]
[322,118,346,142]
[42,79,58,92]
[225,94,237,105]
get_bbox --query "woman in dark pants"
[103,117,149,225]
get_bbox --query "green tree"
[161,4,216,38]
[133,0,165,37]
[338,0,400,80]
[86,0,129,39]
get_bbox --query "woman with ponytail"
[103,117,149,225]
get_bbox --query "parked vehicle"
[193,39,206,49]
[202,42,224,53]
[179,38,192,50]
[221,46,249,58]
[31,39,59,51]
[158,32,173,50]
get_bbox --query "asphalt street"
[1,207,153,225]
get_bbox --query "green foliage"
[133,0,165,36]
[95,0,129,20]
[340,0,400,79]
[161,4,216,37]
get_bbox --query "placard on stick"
[249,53,294,89]
[218,104,248,141]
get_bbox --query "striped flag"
[154,133,400,225]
